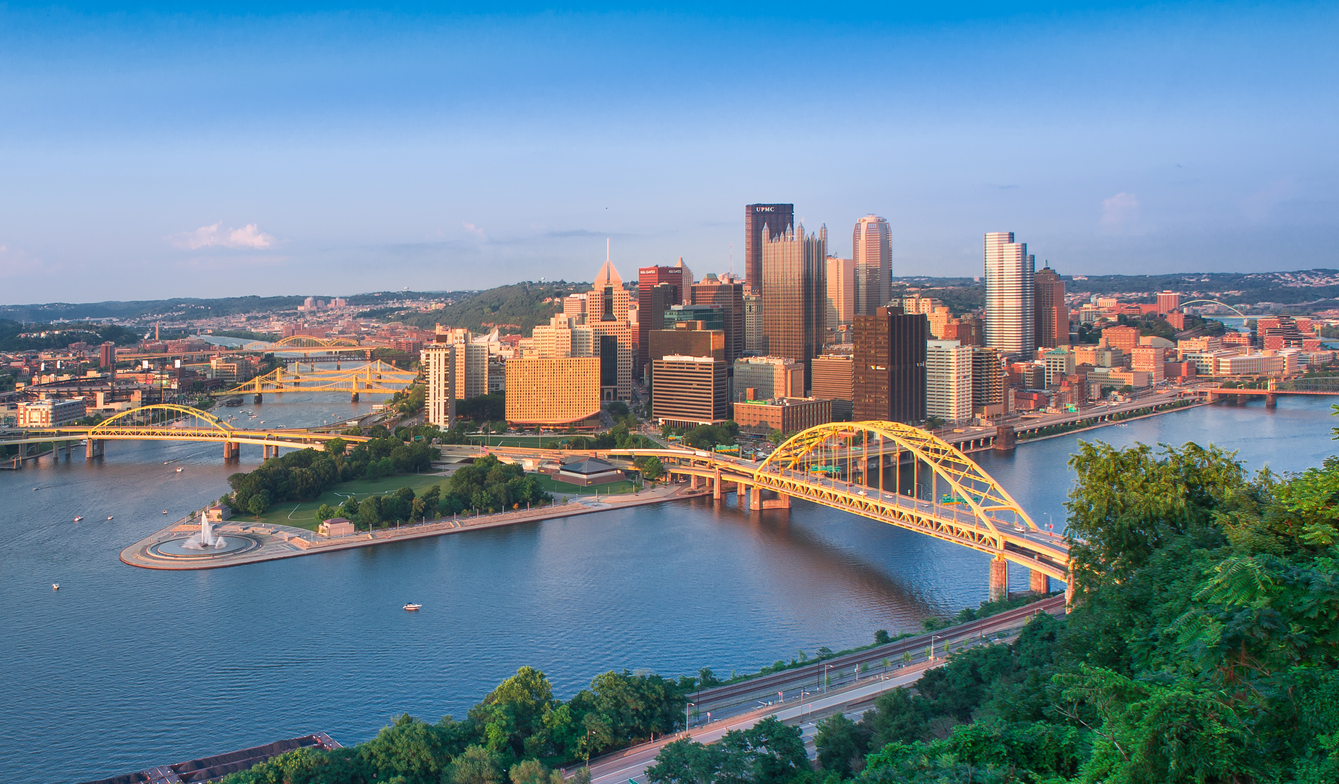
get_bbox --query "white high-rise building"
[853,215,891,316]
[984,232,1036,357]
[420,342,456,429]
[926,339,973,424]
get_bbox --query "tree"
[247,492,270,517]
[874,629,891,645]
[815,713,867,777]
[449,745,504,784]
[358,497,381,528]
[315,503,336,522]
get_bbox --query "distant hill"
[0,291,469,323]
[393,282,587,334]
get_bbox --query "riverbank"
[120,482,710,570]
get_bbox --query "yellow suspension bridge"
[601,421,1069,600]
[0,404,371,461]
[221,360,417,402]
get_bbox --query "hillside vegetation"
[396,282,587,334]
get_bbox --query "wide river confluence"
[1,388,1333,783]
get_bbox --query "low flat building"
[554,456,624,486]
[17,397,87,427]
[733,397,832,435]
[318,518,356,537]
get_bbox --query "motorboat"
[176,467,184,473]
[106,516,114,520]
[52,583,59,591]
[162,510,168,514]
[403,603,422,611]
[73,516,83,522]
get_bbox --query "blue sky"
[0,2,1335,303]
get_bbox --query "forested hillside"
[395,282,586,334]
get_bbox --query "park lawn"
[250,472,450,531]
[529,473,639,497]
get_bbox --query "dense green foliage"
[791,438,1339,783]
[225,436,437,515]
[398,282,586,335]
[543,418,658,451]
[0,296,310,323]
[662,421,740,450]
[222,667,689,784]
[0,318,139,350]
[458,392,507,422]
[646,717,809,784]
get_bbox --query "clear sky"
[1,2,1335,303]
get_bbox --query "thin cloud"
[1100,192,1140,226]
[169,222,276,250]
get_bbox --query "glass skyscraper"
[984,232,1036,357]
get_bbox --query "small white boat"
[32,487,38,491]
[73,516,83,522]
[52,583,60,591]
[164,461,170,465]
[403,603,422,611]
[175,467,183,473]
[106,516,114,520]
[161,510,168,514]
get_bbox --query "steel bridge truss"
[223,361,416,396]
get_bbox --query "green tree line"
[222,667,691,784]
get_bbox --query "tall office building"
[825,256,855,330]
[743,293,763,354]
[637,265,689,370]
[99,341,116,373]
[971,346,1005,417]
[853,215,892,316]
[926,340,973,424]
[760,223,826,385]
[733,356,805,402]
[420,341,456,429]
[533,314,594,358]
[1034,264,1069,349]
[435,327,490,399]
[744,203,794,294]
[811,354,854,419]
[690,274,745,364]
[586,257,633,401]
[1157,291,1182,315]
[984,232,1035,357]
[853,306,928,424]
[505,314,601,428]
[651,355,729,427]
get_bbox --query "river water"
[0,391,1333,783]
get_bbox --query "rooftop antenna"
[729,244,733,277]
[606,238,610,262]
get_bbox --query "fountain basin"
[150,534,260,558]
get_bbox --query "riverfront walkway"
[120,483,708,570]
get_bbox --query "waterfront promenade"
[120,482,709,570]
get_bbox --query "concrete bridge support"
[223,441,239,460]
[85,439,104,459]
[989,556,1009,602]
[351,391,360,402]
[1265,394,1277,409]
[254,393,263,404]
[712,470,722,501]
[1030,570,1050,595]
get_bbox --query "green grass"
[251,473,449,530]
[529,473,639,496]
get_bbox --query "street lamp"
[685,701,694,730]
[823,663,834,693]
[931,635,939,660]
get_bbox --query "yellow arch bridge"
[0,404,370,461]
[221,360,417,401]
[601,421,1069,601]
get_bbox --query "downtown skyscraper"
[744,203,794,294]
[853,215,892,316]
[760,222,826,385]
[984,232,1035,358]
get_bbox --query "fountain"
[147,512,259,559]
[180,513,227,550]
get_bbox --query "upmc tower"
[744,203,794,294]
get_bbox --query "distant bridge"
[1204,376,1339,407]
[220,361,417,401]
[0,404,370,462]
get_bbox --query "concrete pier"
[989,556,1009,602]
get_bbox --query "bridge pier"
[989,556,1009,602]
[351,391,359,402]
[223,441,239,460]
[85,438,103,459]
[254,393,263,404]
[1030,570,1050,595]
[712,470,722,501]
[1265,394,1277,409]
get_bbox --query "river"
[0,391,1333,783]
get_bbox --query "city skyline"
[1,3,1336,303]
